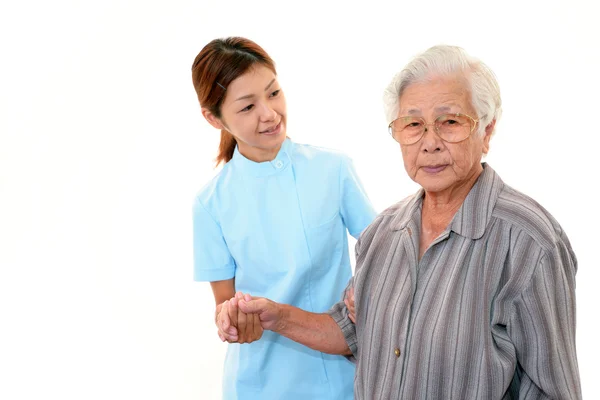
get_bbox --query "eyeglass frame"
[388,113,485,145]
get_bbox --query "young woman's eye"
[240,104,254,113]
[270,89,280,97]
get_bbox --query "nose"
[258,101,277,122]
[420,126,442,153]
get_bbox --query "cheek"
[449,144,472,167]
[401,147,418,176]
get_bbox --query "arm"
[238,297,351,355]
[510,246,581,399]
[192,199,260,343]
[339,155,377,239]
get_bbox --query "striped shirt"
[328,163,581,399]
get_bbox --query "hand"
[344,286,356,323]
[216,299,238,343]
[238,296,282,332]
[230,292,263,344]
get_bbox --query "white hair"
[383,45,502,136]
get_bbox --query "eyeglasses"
[388,113,483,145]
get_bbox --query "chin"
[416,176,454,194]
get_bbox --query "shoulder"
[359,192,420,245]
[493,182,569,253]
[193,162,235,217]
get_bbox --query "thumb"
[238,298,266,314]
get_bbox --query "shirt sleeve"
[192,198,236,282]
[326,230,369,360]
[326,277,358,360]
[339,155,377,239]
[509,244,581,399]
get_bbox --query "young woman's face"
[210,64,287,162]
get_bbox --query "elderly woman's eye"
[404,121,422,129]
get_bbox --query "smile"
[260,122,282,136]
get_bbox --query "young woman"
[191,37,376,400]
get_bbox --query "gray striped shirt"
[328,164,581,399]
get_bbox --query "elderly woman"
[225,45,582,399]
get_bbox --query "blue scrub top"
[193,138,376,400]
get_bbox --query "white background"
[1,0,599,399]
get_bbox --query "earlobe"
[482,119,495,154]
[201,108,225,130]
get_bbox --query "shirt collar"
[231,138,293,177]
[391,163,504,239]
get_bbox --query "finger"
[238,299,258,313]
[245,310,255,343]
[236,291,244,300]
[252,310,263,340]
[219,301,231,330]
[237,304,248,343]
[228,299,239,336]
[220,302,238,336]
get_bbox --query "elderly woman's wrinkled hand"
[344,287,356,323]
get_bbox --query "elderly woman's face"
[398,75,492,194]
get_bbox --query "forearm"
[274,304,351,356]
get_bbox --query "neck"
[422,164,483,224]
[238,142,283,163]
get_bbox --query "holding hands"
[215,290,357,344]
[216,292,263,343]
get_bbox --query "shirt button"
[274,160,283,168]
[394,348,401,358]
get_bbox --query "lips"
[260,122,281,135]
[422,164,448,173]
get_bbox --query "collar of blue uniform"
[390,163,504,240]
[231,137,293,177]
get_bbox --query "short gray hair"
[383,45,502,136]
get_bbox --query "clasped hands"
[215,288,356,344]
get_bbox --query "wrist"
[273,303,289,333]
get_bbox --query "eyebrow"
[234,79,277,102]
[264,78,275,91]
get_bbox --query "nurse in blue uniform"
[191,37,376,400]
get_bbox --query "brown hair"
[191,37,277,166]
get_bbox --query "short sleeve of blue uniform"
[339,156,376,238]
[192,198,235,281]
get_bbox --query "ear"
[482,119,496,154]
[201,108,226,130]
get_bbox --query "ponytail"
[216,130,237,166]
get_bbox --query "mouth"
[259,121,282,136]
[421,164,448,174]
